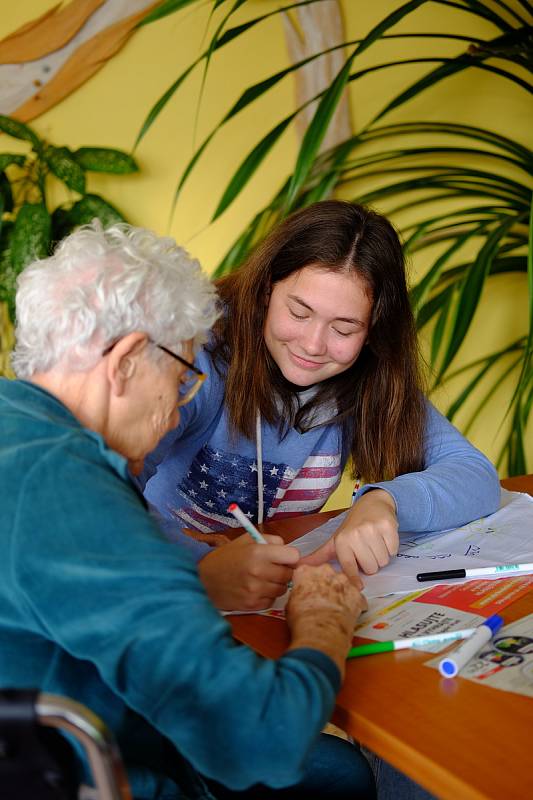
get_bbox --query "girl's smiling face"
[263,266,373,386]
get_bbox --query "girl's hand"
[300,489,399,585]
[198,533,299,610]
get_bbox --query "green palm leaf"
[136,0,202,28]
[211,117,296,221]
[371,28,532,125]
[462,354,524,437]
[356,122,533,165]
[431,283,455,366]
[135,1,320,150]
[411,224,490,310]
[134,60,200,150]
[437,215,519,379]
[446,0,514,30]
[284,0,429,210]
[443,342,524,422]
[498,401,527,474]
[507,196,533,408]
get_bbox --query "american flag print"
[169,444,341,533]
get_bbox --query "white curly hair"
[12,220,220,379]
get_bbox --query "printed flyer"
[425,613,533,697]
[351,576,533,651]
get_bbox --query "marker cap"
[438,614,504,678]
[439,659,458,678]
[483,613,504,635]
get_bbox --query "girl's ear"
[106,333,148,396]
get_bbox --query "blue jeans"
[362,749,436,800]
[204,733,376,799]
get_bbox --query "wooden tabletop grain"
[228,475,533,800]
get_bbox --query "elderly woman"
[0,222,374,800]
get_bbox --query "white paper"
[290,489,533,598]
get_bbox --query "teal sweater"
[0,379,340,799]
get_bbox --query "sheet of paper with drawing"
[291,489,533,598]
[224,490,533,619]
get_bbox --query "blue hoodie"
[142,346,500,559]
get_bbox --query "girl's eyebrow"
[287,294,365,326]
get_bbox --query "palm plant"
[137,0,532,473]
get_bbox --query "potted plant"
[134,0,532,474]
[0,114,138,376]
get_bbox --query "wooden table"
[229,475,533,800]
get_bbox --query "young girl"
[142,201,500,598]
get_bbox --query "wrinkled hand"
[287,563,367,621]
[286,564,367,676]
[300,489,399,584]
[198,533,299,611]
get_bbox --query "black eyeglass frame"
[102,339,206,406]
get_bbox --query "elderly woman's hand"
[286,564,367,678]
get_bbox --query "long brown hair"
[209,200,426,482]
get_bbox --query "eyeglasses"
[102,339,206,407]
[156,343,206,406]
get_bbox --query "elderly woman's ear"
[106,333,149,395]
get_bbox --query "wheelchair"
[0,689,132,799]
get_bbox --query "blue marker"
[438,614,504,678]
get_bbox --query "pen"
[227,503,268,544]
[416,562,533,582]
[351,476,361,506]
[347,627,477,659]
[228,502,294,590]
[438,613,504,678]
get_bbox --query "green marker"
[347,627,477,658]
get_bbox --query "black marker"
[416,563,533,582]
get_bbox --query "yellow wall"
[2,2,299,272]
[1,2,531,503]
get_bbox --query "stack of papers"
[291,489,533,598]
[227,491,533,655]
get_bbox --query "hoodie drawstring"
[256,409,264,524]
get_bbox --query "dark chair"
[0,689,132,800]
